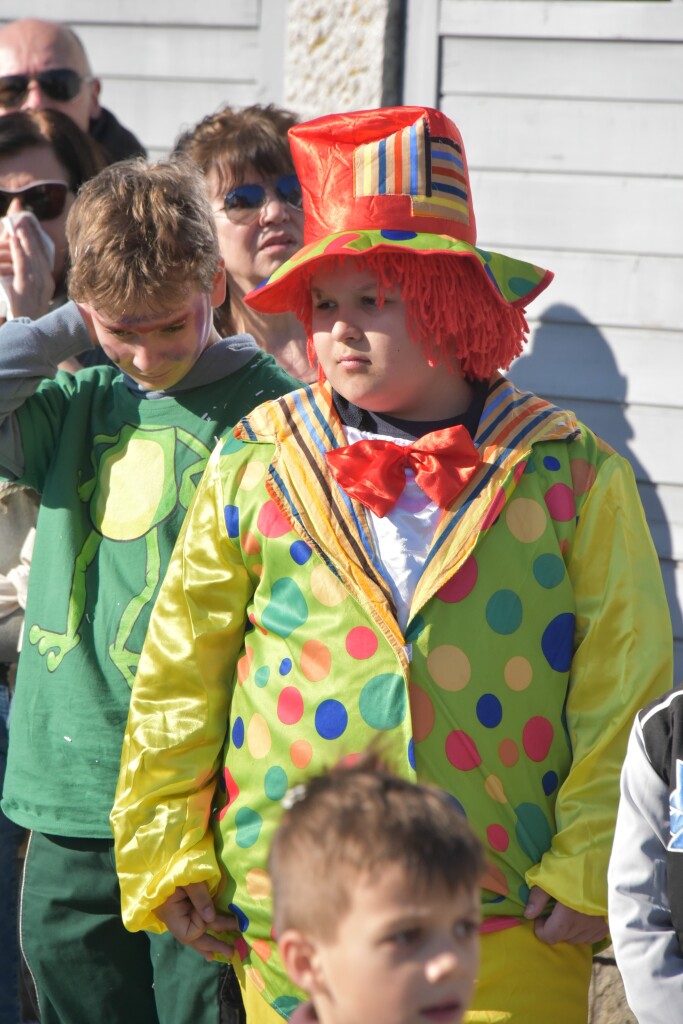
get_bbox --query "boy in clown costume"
[111,106,672,1023]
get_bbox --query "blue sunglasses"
[223,175,303,223]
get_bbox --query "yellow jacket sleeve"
[111,445,251,933]
[526,451,673,915]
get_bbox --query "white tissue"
[0,210,56,320]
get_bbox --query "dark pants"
[0,682,22,1024]
[20,831,230,1024]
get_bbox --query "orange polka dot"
[409,683,435,743]
[504,656,533,691]
[481,861,509,897]
[237,646,254,684]
[570,458,597,496]
[251,939,272,963]
[498,738,519,767]
[242,531,261,555]
[300,639,331,682]
[290,738,313,769]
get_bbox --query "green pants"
[20,832,230,1024]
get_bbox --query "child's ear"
[278,928,319,994]
[210,260,227,308]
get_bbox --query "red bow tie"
[325,425,481,518]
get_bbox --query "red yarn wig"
[292,251,530,383]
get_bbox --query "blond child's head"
[270,754,484,1024]
[67,157,221,319]
[66,158,226,390]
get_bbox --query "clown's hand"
[155,882,238,962]
[524,886,608,945]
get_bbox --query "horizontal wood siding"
[0,1,286,158]
[405,0,683,678]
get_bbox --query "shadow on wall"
[509,303,682,677]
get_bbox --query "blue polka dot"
[264,765,288,801]
[543,456,561,471]
[279,658,292,675]
[405,615,426,642]
[290,540,312,565]
[542,770,559,796]
[254,666,270,688]
[533,554,565,589]
[446,793,467,819]
[232,717,244,748]
[408,737,416,770]
[244,618,254,634]
[488,894,506,904]
[315,699,348,740]
[486,590,523,635]
[224,505,239,538]
[541,612,575,672]
[476,693,503,728]
[228,903,250,932]
[484,263,503,295]
[380,229,417,241]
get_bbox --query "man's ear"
[88,77,102,119]
[278,928,320,994]
[211,260,227,308]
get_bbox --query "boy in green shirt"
[0,157,296,1024]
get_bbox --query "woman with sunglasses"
[0,107,105,324]
[175,103,314,382]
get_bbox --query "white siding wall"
[405,0,683,678]
[1,1,288,159]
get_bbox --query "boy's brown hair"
[66,158,220,317]
[269,752,484,941]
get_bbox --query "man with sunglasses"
[0,17,145,164]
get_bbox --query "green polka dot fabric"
[115,376,672,1017]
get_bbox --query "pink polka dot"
[544,484,575,522]
[345,626,379,659]
[257,500,292,538]
[513,460,528,482]
[216,767,240,821]
[277,686,304,725]
[300,639,331,682]
[436,556,478,603]
[324,232,362,252]
[481,489,506,530]
[235,936,249,961]
[409,683,435,743]
[445,730,481,771]
[522,716,554,762]
[487,824,509,852]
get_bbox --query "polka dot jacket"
[111,376,672,1018]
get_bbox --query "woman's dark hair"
[0,108,106,193]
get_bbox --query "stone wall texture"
[284,0,391,119]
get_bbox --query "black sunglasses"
[0,68,88,108]
[0,180,69,221]
[223,175,303,224]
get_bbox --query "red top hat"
[246,106,552,314]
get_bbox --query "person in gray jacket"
[608,687,683,1023]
